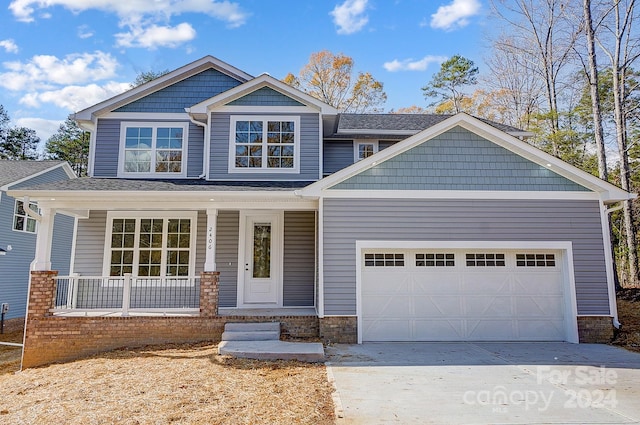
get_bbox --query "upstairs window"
[354,141,378,161]
[229,116,300,173]
[120,123,187,176]
[13,200,38,233]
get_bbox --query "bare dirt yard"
[0,340,335,425]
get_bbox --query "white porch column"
[204,208,218,271]
[31,207,55,271]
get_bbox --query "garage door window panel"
[416,253,455,267]
[465,253,506,267]
[516,253,556,267]
[365,253,405,267]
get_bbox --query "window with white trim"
[13,199,38,233]
[120,123,187,176]
[229,116,300,173]
[354,141,378,161]
[105,213,196,277]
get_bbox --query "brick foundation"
[319,316,357,343]
[22,271,319,368]
[577,316,614,343]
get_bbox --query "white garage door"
[361,249,567,341]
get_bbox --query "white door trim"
[355,240,579,344]
[237,210,284,308]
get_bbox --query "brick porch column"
[200,271,220,318]
[22,270,58,369]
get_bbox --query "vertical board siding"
[114,69,243,113]
[228,87,304,106]
[94,119,204,178]
[73,210,107,275]
[216,210,239,307]
[209,112,320,181]
[283,211,315,307]
[323,141,354,175]
[323,198,608,316]
[332,127,589,191]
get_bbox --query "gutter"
[22,196,42,222]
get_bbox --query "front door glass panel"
[253,223,271,278]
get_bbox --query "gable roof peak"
[73,55,253,123]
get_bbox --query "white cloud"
[115,22,196,49]
[15,117,63,143]
[77,25,94,39]
[0,39,19,53]
[0,51,118,91]
[9,0,248,27]
[19,82,131,111]
[330,0,369,35]
[430,0,481,30]
[383,55,448,72]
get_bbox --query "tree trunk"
[583,0,608,180]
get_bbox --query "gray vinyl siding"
[114,69,243,113]
[51,213,75,275]
[283,211,315,307]
[209,112,320,181]
[93,119,204,178]
[323,198,608,316]
[72,210,107,275]
[323,140,353,175]
[228,87,304,106]
[11,166,71,189]
[0,191,37,319]
[93,120,120,177]
[323,140,400,176]
[217,210,239,307]
[332,127,589,191]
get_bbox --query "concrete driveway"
[325,343,640,424]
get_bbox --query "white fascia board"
[321,190,601,201]
[300,113,633,202]
[187,74,339,116]
[0,162,77,191]
[73,56,253,122]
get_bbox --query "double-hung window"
[13,199,38,233]
[120,123,187,176]
[354,141,378,161]
[104,212,197,277]
[229,116,300,173]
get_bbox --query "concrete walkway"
[326,342,640,424]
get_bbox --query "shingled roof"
[15,178,313,192]
[325,114,528,139]
[0,160,66,188]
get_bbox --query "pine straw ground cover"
[0,342,335,425]
[613,289,640,353]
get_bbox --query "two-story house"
[10,56,633,367]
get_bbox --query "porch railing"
[52,275,201,315]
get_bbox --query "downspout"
[188,113,208,179]
[22,196,42,222]
[605,201,624,329]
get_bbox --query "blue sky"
[0,0,491,143]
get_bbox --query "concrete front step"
[224,322,280,332]
[218,340,325,363]
[221,330,280,341]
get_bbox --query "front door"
[242,212,281,305]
